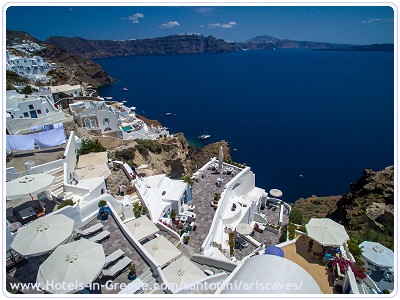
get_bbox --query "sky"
[6,5,394,44]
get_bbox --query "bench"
[102,256,132,279]
[104,249,125,269]
[89,230,111,243]
[75,223,103,237]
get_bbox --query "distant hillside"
[46,34,236,59]
[241,35,353,50]
[6,30,115,88]
[319,43,394,52]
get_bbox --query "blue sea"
[96,49,394,202]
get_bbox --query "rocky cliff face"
[293,166,394,249]
[46,34,236,59]
[6,30,115,88]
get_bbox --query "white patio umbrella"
[36,239,105,294]
[144,235,181,267]
[218,145,224,173]
[236,223,253,235]
[6,173,56,201]
[269,189,283,198]
[306,218,349,246]
[11,214,74,257]
[77,152,108,169]
[124,216,159,241]
[75,163,111,180]
[359,241,394,268]
[163,256,206,287]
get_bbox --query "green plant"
[57,199,75,210]
[279,224,288,243]
[133,202,143,218]
[182,175,194,186]
[228,232,235,256]
[288,223,296,240]
[213,192,221,201]
[183,236,190,244]
[299,225,307,233]
[98,200,107,208]
[114,147,136,162]
[180,230,185,236]
[348,237,363,259]
[129,263,136,276]
[169,209,177,220]
[289,208,304,225]
[134,139,162,157]
[79,138,106,155]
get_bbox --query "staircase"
[136,269,161,294]
[48,166,66,203]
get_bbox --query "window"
[90,119,97,128]
[29,105,34,110]
[104,127,112,132]
[46,109,49,113]
[37,109,42,114]
[84,119,91,129]
[23,112,29,118]
[103,118,109,125]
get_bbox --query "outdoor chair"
[104,249,125,269]
[74,223,104,237]
[89,230,111,243]
[101,256,132,279]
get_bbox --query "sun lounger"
[75,223,103,237]
[102,256,132,279]
[89,230,111,243]
[104,249,125,268]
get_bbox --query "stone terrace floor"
[82,215,153,294]
[105,168,134,197]
[281,235,336,294]
[189,166,239,253]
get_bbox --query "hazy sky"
[6,6,394,44]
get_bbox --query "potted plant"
[98,200,107,208]
[128,263,136,280]
[101,209,109,220]
[183,236,190,244]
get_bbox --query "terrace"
[281,235,336,294]
[188,164,240,253]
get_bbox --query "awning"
[77,152,108,169]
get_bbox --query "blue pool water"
[96,49,394,202]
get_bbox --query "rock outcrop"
[293,166,394,250]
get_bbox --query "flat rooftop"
[6,145,66,173]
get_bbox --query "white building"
[134,174,191,221]
[6,89,73,134]
[50,84,84,103]
[6,50,53,82]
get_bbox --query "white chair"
[102,256,132,279]
[104,249,125,268]
[75,223,103,237]
[89,230,111,243]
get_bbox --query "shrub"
[114,147,136,162]
[288,223,296,240]
[183,236,190,244]
[182,175,194,186]
[299,225,307,233]
[79,138,106,155]
[57,199,75,210]
[134,139,162,156]
[21,85,33,95]
[133,202,143,218]
[279,224,288,243]
[169,209,177,220]
[98,200,107,208]
[348,237,363,259]
[289,208,304,225]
